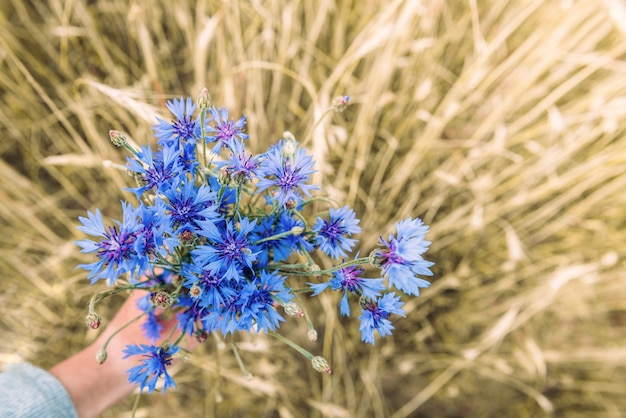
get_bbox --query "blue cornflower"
[134,201,177,273]
[176,295,208,337]
[372,217,434,296]
[358,293,406,345]
[249,215,292,268]
[126,144,184,198]
[153,97,202,146]
[205,107,248,154]
[309,265,385,316]
[162,182,218,232]
[239,270,292,333]
[312,206,361,259]
[192,217,259,281]
[216,140,261,185]
[180,262,237,309]
[123,344,180,393]
[278,211,314,254]
[257,145,318,207]
[201,286,249,335]
[137,295,163,342]
[75,202,142,284]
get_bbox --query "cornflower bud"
[109,130,128,147]
[283,302,304,317]
[196,87,212,110]
[307,329,318,343]
[194,330,208,343]
[96,348,108,364]
[189,283,202,299]
[368,249,384,269]
[179,230,195,245]
[311,356,332,374]
[85,312,101,329]
[331,95,350,112]
[150,291,173,309]
[290,226,304,236]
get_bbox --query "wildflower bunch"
[76,89,434,396]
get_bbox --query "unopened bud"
[290,226,304,236]
[179,230,195,245]
[285,199,297,210]
[109,130,127,147]
[194,330,208,343]
[85,312,101,329]
[283,302,304,317]
[311,356,331,374]
[307,329,318,343]
[150,291,173,309]
[197,87,212,110]
[189,284,202,299]
[331,95,350,112]
[96,349,108,364]
[368,249,384,269]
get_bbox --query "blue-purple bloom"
[162,182,218,232]
[126,144,184,198]
[257,145,318,207]
[123,344,180,393]
[238,270,293,333]
[205,107,248,154]
[216,140,261,184]
[312,206,361,259]
[137,295,163,342]
[249,215,292,268]
[75,202,142,284]
[192,217,259,281]
[309,265,384,316]
[153,97,202,146]
[359,293,406,345]
[372,217,434,296]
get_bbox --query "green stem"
[269,331,314,360]
[101,312,147,352]
[231,342,251,379]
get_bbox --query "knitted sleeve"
[0,362,78,418]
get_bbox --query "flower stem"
[269,330,314,360]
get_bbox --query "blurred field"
[2,0,626,416]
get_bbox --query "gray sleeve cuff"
[0,362,78,418]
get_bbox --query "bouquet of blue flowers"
[76,89,434,396]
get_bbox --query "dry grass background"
[1,0,626,416]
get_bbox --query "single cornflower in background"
[312,205,361,259]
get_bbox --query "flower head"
[75,202,142,284]
[126,144,185,198]
[162,182,218,232]
[359,293,406,345]
[192,217,259,281]
[205,107,248,154]
[312,206,361,259]
[153,97,203,147]
[257,145,318,207]
[371,217,434,296]
[123,344,180,393]
[309,264,384,316]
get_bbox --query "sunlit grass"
[2,0,626,416]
